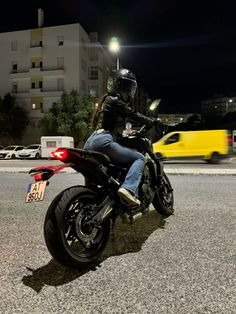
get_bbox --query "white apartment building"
[0,19,114,143]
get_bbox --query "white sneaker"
[118,188,141,206]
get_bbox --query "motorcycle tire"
[152,173,174,217]
[44,186,110,269]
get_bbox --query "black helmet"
[107,69,137,102]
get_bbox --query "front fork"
[145,151,164,185]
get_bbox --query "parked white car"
[0,145,25,159]
[18,144,41,159]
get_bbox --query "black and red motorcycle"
[26,123,174,269]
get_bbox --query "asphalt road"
[0,157,236,175]
[0,173,235,313]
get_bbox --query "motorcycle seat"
[70,148,111,165]
[87,150,112,165]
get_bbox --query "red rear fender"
[29,164,66,181]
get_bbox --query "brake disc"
[75,211,98,243]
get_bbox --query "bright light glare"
[109,37,120,53]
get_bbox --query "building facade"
[201,96,236,117]
[0,22,114,144]
[158,113,195,126]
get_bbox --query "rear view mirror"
[149,99,161,111]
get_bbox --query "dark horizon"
[1,0,236,113]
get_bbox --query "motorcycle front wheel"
[44,186,110,269]
[152,173,174,217]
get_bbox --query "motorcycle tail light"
[51,148,69,160]
[34,173,43,181]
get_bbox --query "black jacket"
[100,95,154,137]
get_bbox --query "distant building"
[158,113,196,126]
[0,11,114,143]
[201,95,236,117]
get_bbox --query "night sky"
[1,0,236,113]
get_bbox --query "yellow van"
[153,130,231,163]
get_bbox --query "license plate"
[25,181,47,203]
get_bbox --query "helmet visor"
[118,78,137,99]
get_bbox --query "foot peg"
[120,212,143,224]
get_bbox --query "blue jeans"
[84,130,145,197]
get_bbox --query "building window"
[164,133,180,145]
[90,66,98,80]
[31,60,43,68]
[32,103,36,110]
[40,102,43,113]
[57,57,64,69]
[46,141,57,147]
[11,41,17,51]
[31,82,36,89]
[12,62,18,73]
[39,81,43,89]
[81,59,87,72]
[31,40,42,47]
[58,36,64,46]
[12,83,18,93]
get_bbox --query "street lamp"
[109,36,120,70]
[226,98,233,114]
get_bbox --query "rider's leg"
[83,131,144,205]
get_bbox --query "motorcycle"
[25,123,174,269]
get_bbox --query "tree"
[0,93,29,140]
[39,90,96,146]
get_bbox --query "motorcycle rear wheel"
[152,173,174,217]
[44,186,110,269]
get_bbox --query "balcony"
[30,88,42,94]
[10,67,65,79]
[41,67,64,78]
[29,109,44,118]
[29,67,42,75]
[10,69,30,79]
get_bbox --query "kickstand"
[111,215,117,230]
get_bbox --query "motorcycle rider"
[84,68,155,206]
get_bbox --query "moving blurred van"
[233,130,236,153]
[153,130,231,163]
